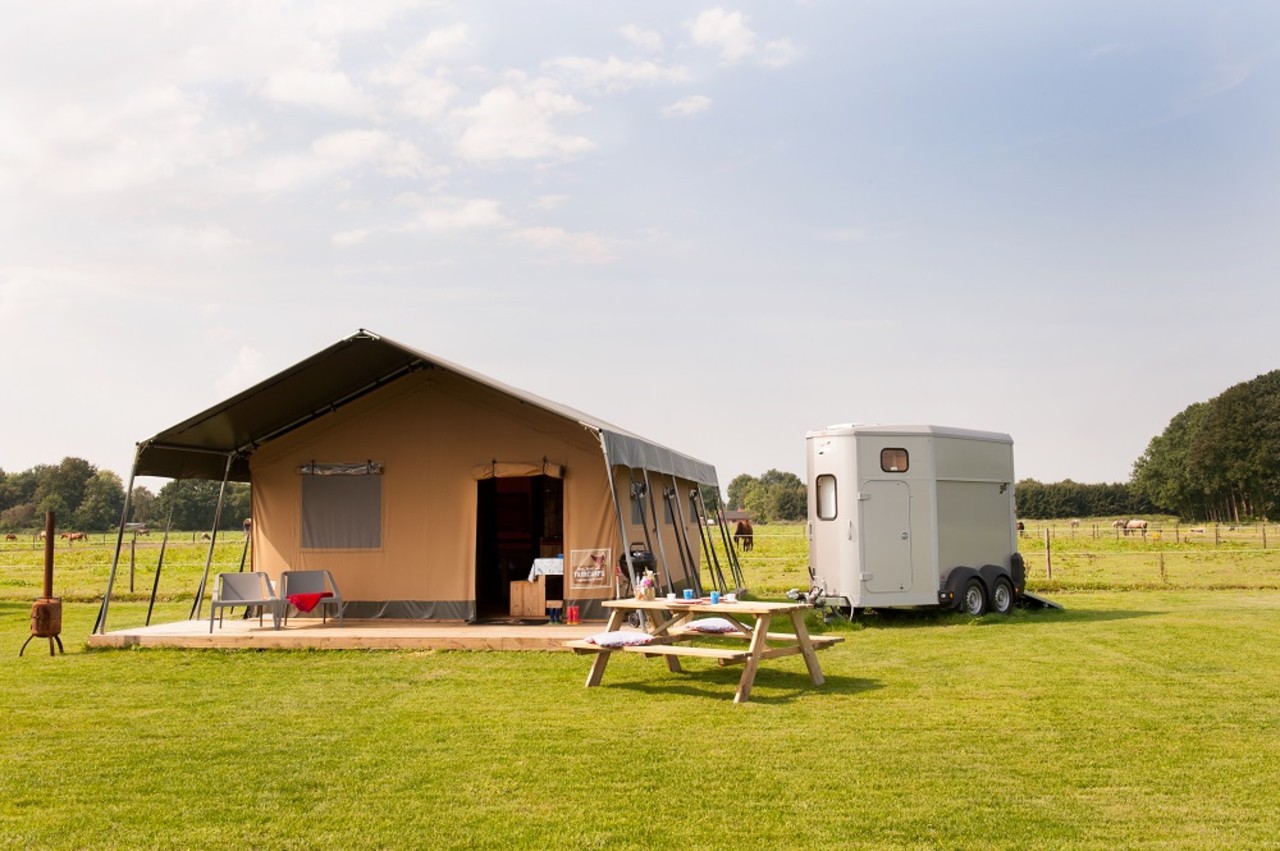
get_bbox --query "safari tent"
[96,330,725,630]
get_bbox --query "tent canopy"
[134,329,718,486]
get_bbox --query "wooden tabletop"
[602,597,810,616]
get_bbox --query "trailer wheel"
[961,578,987,616]
[991,578,1014,615]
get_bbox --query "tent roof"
[134,329,718,486]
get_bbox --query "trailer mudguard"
[1009,552,1026,596]
[942,566,980,608]
[978,563,1012,592]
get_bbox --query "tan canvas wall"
[613,468,705,590]
[249,370,625,608]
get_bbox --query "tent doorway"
[475,475,564,619]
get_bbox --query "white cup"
[666,592,676,600]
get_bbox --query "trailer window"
[881,448,908,473]
[816,474,837,520]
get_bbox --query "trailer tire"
[961,578,987,616]
[991,577,1014,615]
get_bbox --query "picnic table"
[565,597,843,703]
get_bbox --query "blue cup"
[683,588,694,600]
[710,591,721,604]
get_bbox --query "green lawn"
[3,529,1280,848]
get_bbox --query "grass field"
[3,526,1280,848]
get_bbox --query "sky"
[2,1,1278,493]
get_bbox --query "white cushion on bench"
[586,630,654,648]
[684,617,739,633]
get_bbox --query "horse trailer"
[803,423,1051,616]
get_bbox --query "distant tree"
[0,503,37,530]
[1131,370,1280,521]
[726,474,757,511]
[698,484,722,514]
[129,486,157,525]
[727,469,807,522]
[0,467,42,514]
[156,479,252,530]
[34,457,97,520]
[75,471,126,531]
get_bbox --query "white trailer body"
[806,424,1025,615]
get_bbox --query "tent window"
[664,495,675,525]
[301,463,382,549]
[689,491,700,523]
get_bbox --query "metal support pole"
[666,476,702,596]
[600,443,637,592]
[642,469,676,595]
[692,489,727,593]
[190,453,236,620]
[95,449,139,635]
[145,507,175,627]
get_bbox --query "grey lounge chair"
[210,572,282,633]
[280,569,344,627]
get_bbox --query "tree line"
[1130,369,1280,523]
[725,469,806,522]
[0,457,250,533]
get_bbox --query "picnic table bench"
[566,597,843,703]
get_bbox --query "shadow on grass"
[600,670,882,704]
[808,604,1158,632]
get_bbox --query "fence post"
[1263,523,1268,550]
[1215,524,1220,547]
[1159,550,1166,584]
[1043,528,1052,580]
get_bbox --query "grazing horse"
[733,519,754,552]
[3,533,16,541]
[1124,519,1148,536]
[64,531,86,542]
[1070,519,1080,529]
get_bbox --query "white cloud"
[663,95,712,118]
[760,38,799,69]
[690,8,757,66]
[0,84,255,195]
[371,24,468,86]
[251,130,438,192]
[619,24,663,53]
[214,346,264,396]
[397,76,460,118]
[453,83,595,162]
[331,228,373,247]
[259,67,371,114]
[534,194,569,210]
[406,196,509,230]
[544,55,690,93]
[506,226,615,264]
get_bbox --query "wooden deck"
[88,618,599,651]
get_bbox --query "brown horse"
[733,519,754,552]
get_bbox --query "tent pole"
[600,442,637,590]
[630,477,657,564]
[190,453,236,620]
[641,469,676,595]
[665,477,699,596]
[94,448,140,635]
[716,503,746,591]
[693,489,730,593]
[145,506,175,626]
[675,473,706,593]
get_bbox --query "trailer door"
[861,480,912,593]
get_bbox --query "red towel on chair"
[288,591,333,613]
